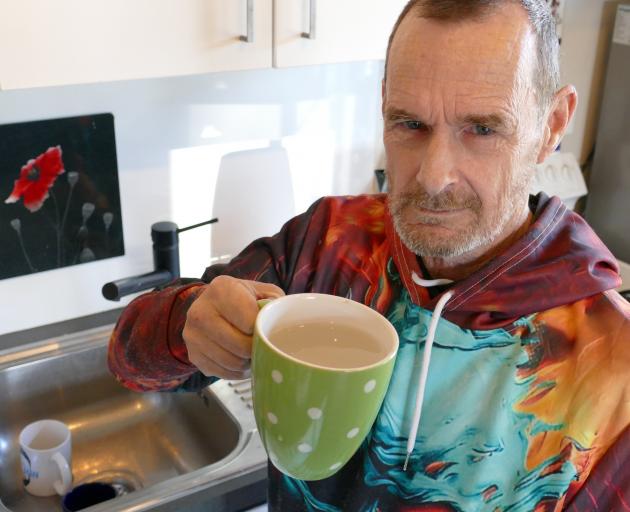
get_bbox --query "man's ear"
[537,85,578,163]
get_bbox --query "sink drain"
[74,469,143,496]
[62,483,117,511]
[62,471,143,511]
[108,478,136,497]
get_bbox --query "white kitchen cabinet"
[0,0,273,90]
[273,0,408,67]
[0,0,404,90]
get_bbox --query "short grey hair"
[384,0,560,109]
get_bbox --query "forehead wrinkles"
[385,7,536,117]
[390,41,520,86]
[387,57,521,126]
[385,70,516,126]
[389,41,518,84]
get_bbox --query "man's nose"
[416,132,459,197]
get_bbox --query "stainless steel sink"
[0,325,267,512]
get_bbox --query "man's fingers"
[212,276,284,335]
[208,340,250,372]
[191,350,250,380]
[185,320,252,362]
[183,276,285,379]
[185,322,251,375]
[208,318,253,359]
[247,280,285,300]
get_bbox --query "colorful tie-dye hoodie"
[109,192,630,511]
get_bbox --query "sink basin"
[0,325,267,512]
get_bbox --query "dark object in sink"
[62,482,117,512]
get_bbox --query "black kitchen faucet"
[101,219,217,301]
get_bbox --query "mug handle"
[257,298,273,310]
[52,452,72,495]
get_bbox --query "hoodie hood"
[386,192,621,330]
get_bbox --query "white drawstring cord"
[404,272,455,471]
[411,276,454,287]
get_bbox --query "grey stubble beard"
[387,167,533,259]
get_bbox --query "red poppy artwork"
[1,113,124,280]
[4,146,65,212]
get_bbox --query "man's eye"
[472,124,494,136]
[402,120,424,130]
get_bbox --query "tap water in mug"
[268,321,385,369]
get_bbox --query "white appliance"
[617,260,630,292]
[530,151,587,211]
[530,151,629,293]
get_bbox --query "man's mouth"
[403,205,471,227]
[414,206,467,215]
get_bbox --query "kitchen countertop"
[0,308,124,351]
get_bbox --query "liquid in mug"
[268,321,385,369]
[28,431,65,450]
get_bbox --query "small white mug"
[19,419,72,497]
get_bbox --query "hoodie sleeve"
[563,424,630,511]
[107,198,325,392]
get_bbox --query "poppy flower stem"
[59,179,77,265]
[10,220,36,273]
[18,235,36,273]
[49,189,62,266]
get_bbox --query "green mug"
[252,293,399,481]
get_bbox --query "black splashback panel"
[0,113,124,280]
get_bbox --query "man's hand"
[183,275,285,380]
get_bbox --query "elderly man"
[109,0,630,510]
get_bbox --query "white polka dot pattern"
[298,443,313,453]
[346,428,359,439]
[307,407,322,419]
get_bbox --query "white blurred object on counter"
[529,151,629,293]
[530,152,587,211]
[616,260,630,292]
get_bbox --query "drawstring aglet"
[403,452,411,471]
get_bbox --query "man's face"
[384,5,544,260]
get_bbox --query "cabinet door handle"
[240,0,254,43]
[301,0,317,39]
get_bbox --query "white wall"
[560,0,626,163]
[0,62,384,335]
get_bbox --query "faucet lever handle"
[177,218,219,234]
